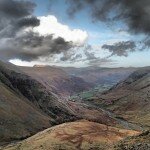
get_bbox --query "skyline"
[0,0,150,67]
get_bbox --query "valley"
[0,61,149,150]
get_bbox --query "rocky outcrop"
[115,131,150,150]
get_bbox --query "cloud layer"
[0,0,39,37]
[102,41,136,57]
[0,0,87,62]
[65,0,150,63]
[67,0,150,35]
[0,32,73,61]
[33,15,88,45]
[1,0,149,67]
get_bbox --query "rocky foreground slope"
[1,120,139,150]
[114,130,150,150]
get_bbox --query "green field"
[70,84,113,101]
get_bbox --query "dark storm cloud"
[102,41,136,57]
[0,0,35,18]
[66,0,150,34]
[0,16,40,38]
[0,0,73,61]
[0,32,73,61]
[16,16,40,28]
[0,0,38,34]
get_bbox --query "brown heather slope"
[20,66,93,97]
[0,82,51,144]
[1,120,139,150]
[0,62,52,144]
[98,67,150,129]
[0,61,78,126]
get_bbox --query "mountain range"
[0,60,149,150]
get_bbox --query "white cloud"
[32,15,88,45]
[9,58,88,67]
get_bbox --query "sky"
[0,0,150,67]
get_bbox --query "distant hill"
[20,66,93,97]
[20,65,137,97]
[61,66,137,86]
